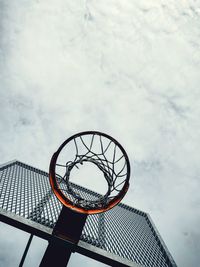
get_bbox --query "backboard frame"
[0,160,177,267]
[0,208,140,267]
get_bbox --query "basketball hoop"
[49,131,130,214]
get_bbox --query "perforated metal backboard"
[0,160,177,267]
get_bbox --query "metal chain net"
[55,133,128,210]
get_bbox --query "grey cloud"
[0,1,200,266]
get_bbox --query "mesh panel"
[0,161,176,267]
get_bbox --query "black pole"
[19,234,33,267]
[39,207,87,267]
[39,237,72,267]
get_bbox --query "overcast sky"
[0,0,200,266]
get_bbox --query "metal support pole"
[19,234,33,267]
[39,207,87,267]
[39,237,72,267]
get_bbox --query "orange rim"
[49,131,130,214]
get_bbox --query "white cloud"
[0,0,200,266]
